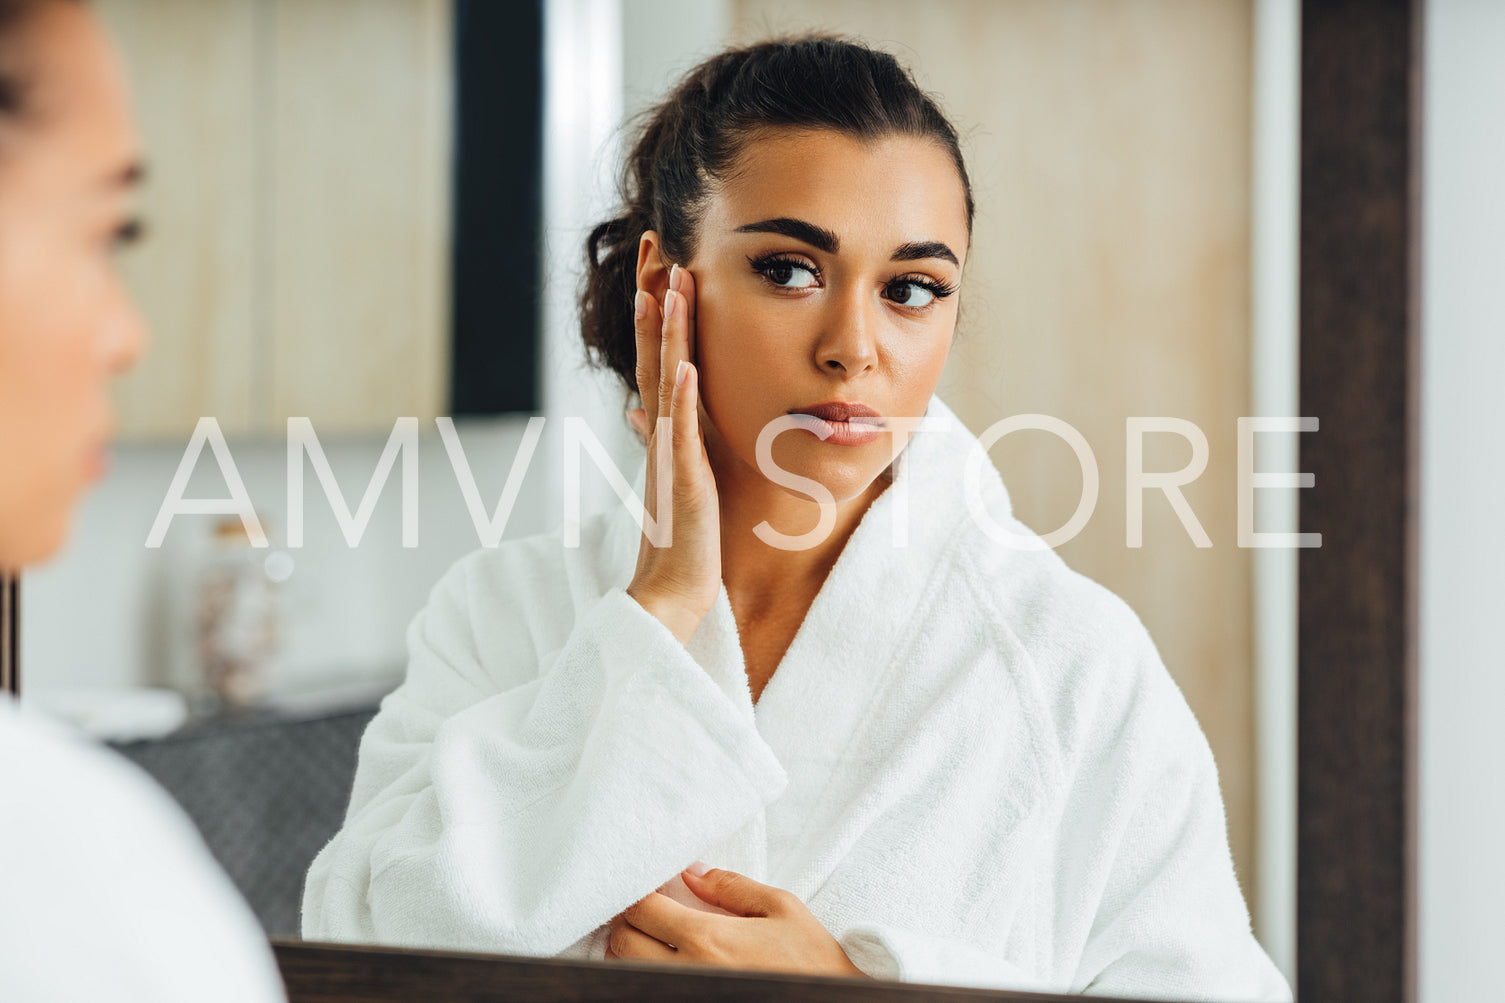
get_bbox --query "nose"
[104,290,148,376]
[814,284,880,376]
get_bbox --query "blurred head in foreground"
[0,0,145,570]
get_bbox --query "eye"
[748,253,820,291]
[883,275,957,311]
[885,279,935,308]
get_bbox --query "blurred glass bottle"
[195,517,280,710]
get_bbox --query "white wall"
[1419,1,1505,1000]
[621,0,728,123]
[21,418,552,701]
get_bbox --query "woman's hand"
[604,866,869,979]
[624,264,722,646]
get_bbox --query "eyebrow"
[734,217,838,253]
[892,240,959,267]
[733,216,959,266]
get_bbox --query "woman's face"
[0,2,144,569]
[681,127,969,506]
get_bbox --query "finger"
[623,890,701,951]
[607,916,679,962]
[671,360,701,487]
[633,289,663,423]
[675,265,698,368]
[681,866,793,918]
[657,280,685,423]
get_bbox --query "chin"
[764,444,888,505]
[1,497,77,571]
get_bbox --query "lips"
[787,400,885,446]
[789,401,883,424]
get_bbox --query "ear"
[635,230,672,309]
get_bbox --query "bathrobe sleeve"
[300,550,789,957]
[836,925,1056,993]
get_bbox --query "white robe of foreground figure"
[302,395,1292,1002]
[0,696,287,1003]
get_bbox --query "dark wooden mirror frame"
[1,0,1420,998]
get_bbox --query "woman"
[305,35,1291,1000]
[0,2,284,999]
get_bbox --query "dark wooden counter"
[273,939,1147,1003]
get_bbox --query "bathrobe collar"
[612,394,1012,759]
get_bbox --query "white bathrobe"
[0,695,286,1003]
[302,395,1292,1002]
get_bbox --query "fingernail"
[684,860,710,877]
[634,290,648,318]
[675,359,689,387]
[663,290,677,321]
[669,264,681,293]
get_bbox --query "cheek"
[693,284,795,414]
[0,240,108,563]
[889,325,954,402]
[0,247,102,409]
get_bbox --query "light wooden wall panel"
[97,0,258,440]
[269,0,453,433]
[729,0,1260,918]
[98,0,453,440]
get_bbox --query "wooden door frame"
[1,0,1422,998]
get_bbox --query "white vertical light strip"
[537,0,733,530]
[1419,3,1505,1000]
[1250,0,1300,983]
[538,0,631,528]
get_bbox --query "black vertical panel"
[449,0,544,415]
[1,573,16,696]
[1299,1,1423,1002]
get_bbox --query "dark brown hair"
[580,34,975,399]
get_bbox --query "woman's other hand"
[603,865,869,979]
[625,264,722,646]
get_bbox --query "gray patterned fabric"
[110,705,377,938]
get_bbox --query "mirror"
[18,0,1309,997]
